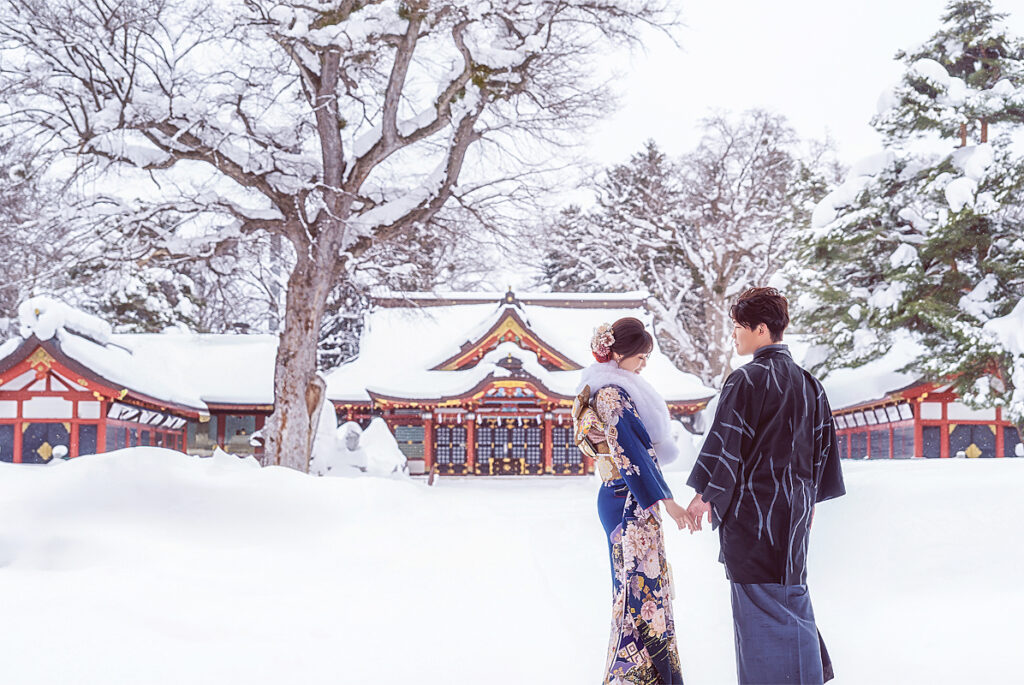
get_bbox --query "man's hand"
[687,493,712,532]
[661,499,697,532]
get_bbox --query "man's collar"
[753,343,790,360]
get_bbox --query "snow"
[0,448,1020,683]
[983,298,1024,421]
[958,273,999,321]
[325,294,713,404]
[951,143,993,180]
[804,330,924,410]
[910,58,950,88]
[18,296,112,345]
[361,417,409,476]
[889,243,919,269]
[110,333,279,406]
[811,151,895,230]
[310,417,407,478]
[2,299,278,412]
[943,176,977,212]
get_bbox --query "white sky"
[587,0,1024,167]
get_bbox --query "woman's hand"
[662,498,697,532]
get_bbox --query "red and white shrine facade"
[0,298,277,463]
[325,290,714,475]
[831,379,1021,459]
[0,333,200,464]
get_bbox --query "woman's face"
[616,351,649,374]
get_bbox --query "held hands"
[687,493,712,532]
[662,498,697,532]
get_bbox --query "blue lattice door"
[21,422,70,464]
[551,425,585,474]
[949,424,996,458]
[434,424,468,474]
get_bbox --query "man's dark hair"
[730,287,790,342]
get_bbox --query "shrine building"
[4,294,1018,468]
[815,334,1022,459]
[324,290,715,475]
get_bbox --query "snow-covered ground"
[1,450,1020,684]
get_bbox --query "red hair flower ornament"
[590,323,615,363]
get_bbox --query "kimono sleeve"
[686,372,750,528]
[814,385,846,503]
[594,386,673,511]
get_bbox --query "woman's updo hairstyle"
[590,317,654,363]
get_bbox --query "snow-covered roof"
[4,293,713,414]
[4,297,209,413]
[325,291,713,405]
[2,297,277,412]
[108,333,278,406]
[787,332,925,411]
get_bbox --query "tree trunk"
[262,249,335,470]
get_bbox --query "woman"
[577,317,693,685]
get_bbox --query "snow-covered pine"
[538,112,831,388]
[792,0,1024,427]
[0,0,678,470]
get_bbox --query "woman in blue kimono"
[576,317,694,685]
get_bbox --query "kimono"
[593,384,684,685]
[686,343,845,685]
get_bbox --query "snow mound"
[0,450,1022,683]
[18,296,112,344]
[361,417,408,477]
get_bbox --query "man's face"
[732,321,762,356]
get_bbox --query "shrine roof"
[108,332,278,406]
[787,332,926,411]
[325,291,714,404]
[0,297,278,411]
[0,332,209,415]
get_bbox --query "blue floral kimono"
[593,384,683,685]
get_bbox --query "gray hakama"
[731,582,833,684]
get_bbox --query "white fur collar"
[577,361,679,465]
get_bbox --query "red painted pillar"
[422,412,434,472]
[542,413,553,474]
[13,401,22,463]
[97,403,107,454]
[995,408,1005,458]
[465,412,475,474]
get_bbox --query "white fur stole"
[577,361,679,466]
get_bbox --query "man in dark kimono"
[686,287,845,685]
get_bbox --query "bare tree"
[0,0,675,469]
[538,111,830,388]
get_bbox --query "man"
[687,287,845,684]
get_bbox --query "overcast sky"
[588,0,1024,168]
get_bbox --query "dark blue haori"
[688,344,845,684]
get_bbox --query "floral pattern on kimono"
[595,385,683,684]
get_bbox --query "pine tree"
[539,115,826,388]
[794,0,1024,425]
